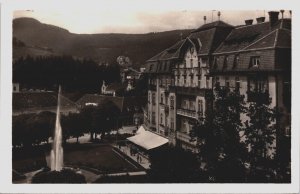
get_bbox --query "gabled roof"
[147,39,186,62]
[76,94,146,113]
[106,82,126,92]
[214,19,291,54]
[144,38,197,74]
[13,92,77,111]
[191,21,233,33]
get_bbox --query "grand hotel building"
[142,11,291,154]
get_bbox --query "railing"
[148,84,156,91]
[169,86,212,97]
[177,108,197,119]
[176,131,197,146]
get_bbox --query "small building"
[76,94,147,126]
[101,81,126,96]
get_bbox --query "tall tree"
[244,91,276,181]
[191,87,248,182]
[148,146,200,183]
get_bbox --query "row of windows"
[149,93,175,108]
[213,55,261,70]
[215,76,240,91]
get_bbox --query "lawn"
[13,143,141,175]
[63,144,139,174]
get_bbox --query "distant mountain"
[13,17,192,67]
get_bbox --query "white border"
[0,0,299,193]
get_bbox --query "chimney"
[256,17,265,24]
[245,19,253,25]
[268,11,279,26]
[280,10,284,19]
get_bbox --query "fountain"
[29,86,87,183]
[50,85,64,171]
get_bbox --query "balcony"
[148,84,156,91]
[164,105,169,115]
[177,108,197,119]
[247,90,270,104]
[169,86,212,97]
[176,131,197,146]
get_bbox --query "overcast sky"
[13,9,291,34]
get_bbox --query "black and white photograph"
[0,0,299,193]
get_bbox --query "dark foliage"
[148,146,201,183]
[190,87,248,182]
[31,169,86,183]
[13,55,121,93]
[94,174,149,183]
[13,111,55,147]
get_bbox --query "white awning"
[127,126,169,150]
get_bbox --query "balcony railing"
[176,131,197,146]
[148,84,156,91]
[177,108,197,119]
[169,86,212,97]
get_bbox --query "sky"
[13,9,291,34]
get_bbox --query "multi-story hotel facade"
[143,11,291,154]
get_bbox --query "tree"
[191,87,248,182]
[61,113,85,143]
[244,91,277,181]
[79,100,120,142]
[148,146,200,183]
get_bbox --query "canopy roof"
[127,126,168,150]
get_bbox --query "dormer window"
[233,55,239,69]
[214,57,219,69]
[223,56,228,70]
[250,56,260,68]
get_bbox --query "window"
[152,93,156,105]
[248,76,268,92]
[206,76,210,88]
[152,112,156,124]
[148,93,151,104]
[250,56,261,68]
[223,56,228,69]
[214,57,219,69]
[215,77,220,88]
[183,75,187,85]
[149,64,153,71]
[198,100,203,115]
[233,55,239,69]
[161,93,164,104]
[170,96,174,109]
[160,113,163,124]
[225,77,230,88]
[235,77,240,92]
[190,58,193,66]
[171,118,174,130]
[159,79,162,86]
